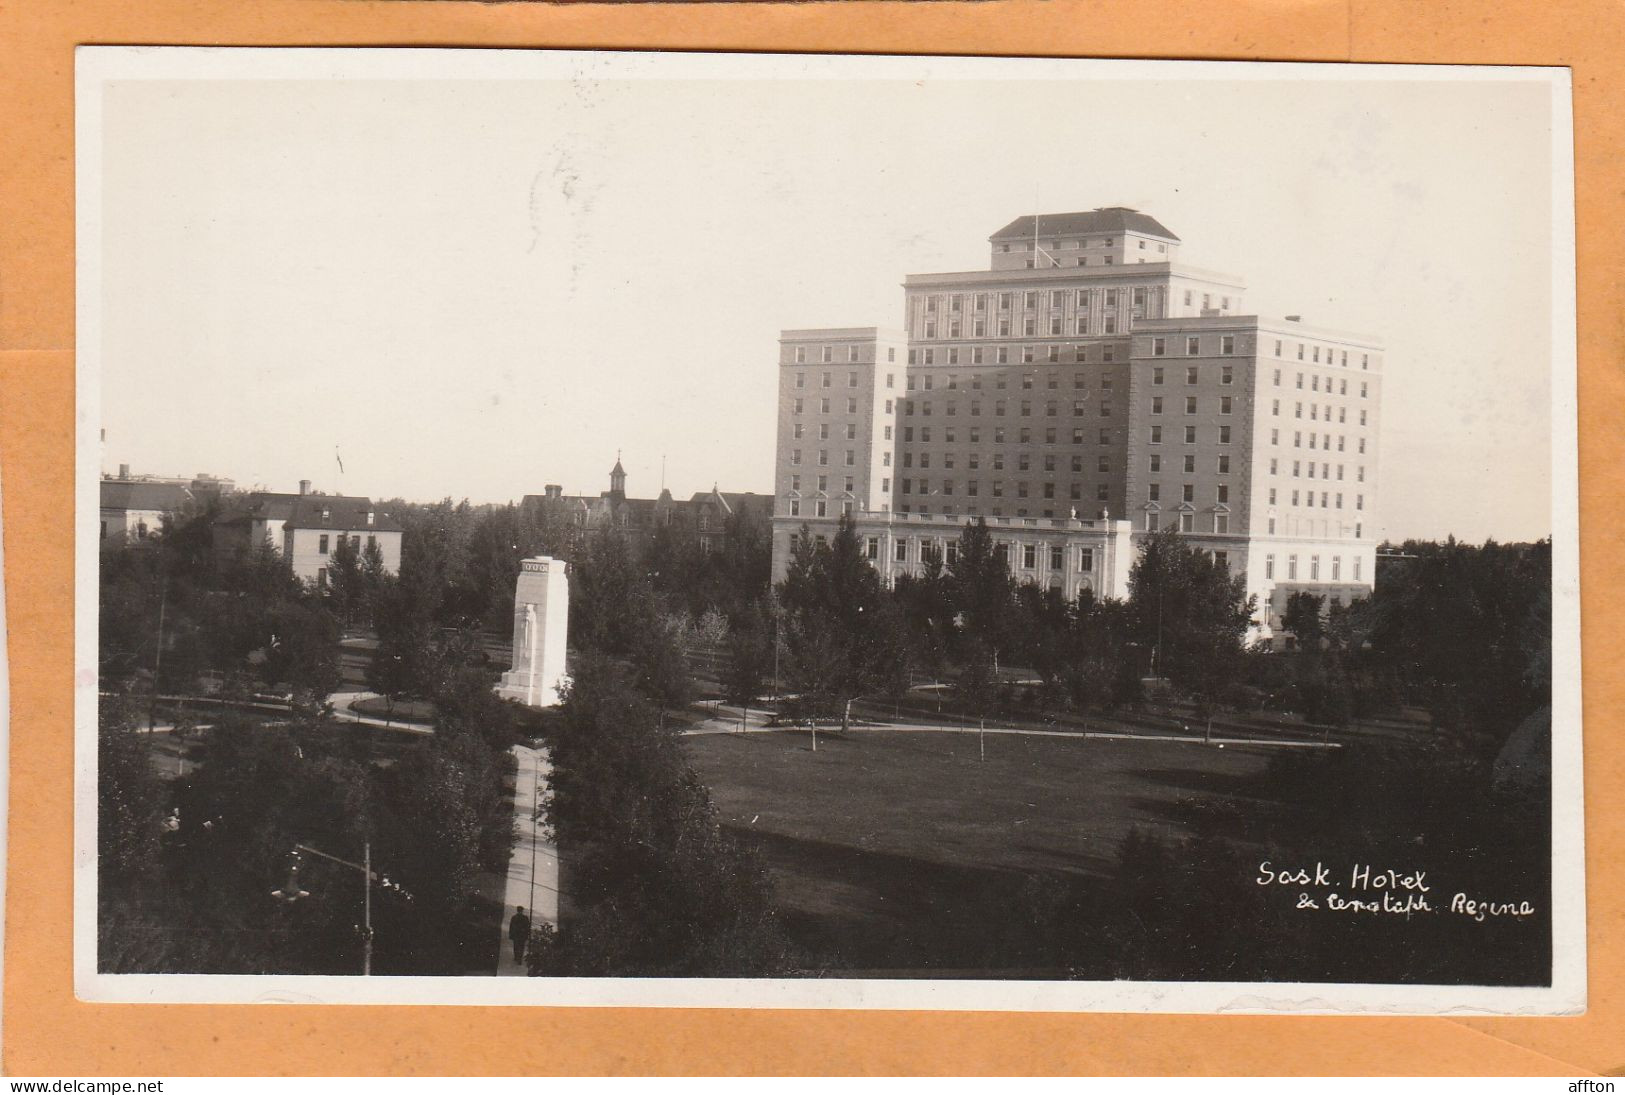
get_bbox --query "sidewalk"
[679,708,1340,750]
[496,743,560,975]
[328,689,434,735]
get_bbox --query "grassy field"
[683,728,1293,970]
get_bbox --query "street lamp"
[272,841,401,976]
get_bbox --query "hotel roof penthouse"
[770,207,1384,643]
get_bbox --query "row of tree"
[770,517,1551,779]
[768,519,1255,726]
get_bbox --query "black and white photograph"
[74,49,1582,1012]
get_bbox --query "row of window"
[903,396,1232,418]
[1271,429,1369,454]
[1273,369,1370,396]
[897,505,1105,519]
[791,396,863,415]
[1270,341,1373,370]
[922,312,1138,339]
[923,285,1151,312]
[787,474,860,494]
[787,449,858,467]
[908,361,1122,384]
[1144,483,1233,504]
[995,234,1161,253]
[791,345,900,364]
[1141,512,1233,534]
[1267,461,1368,482]
[792,370,895,389]
[895,449,1238,476]
[1264,516,1365,539]
[906,426,1120,446]
[885,535,1102,574]
[1150,395,1238,414]
[904,399,1125,420]
[317,533,378,555]
[788,499,851,518]
[899,479,1111,502]
[1152,364,1234,385]
[1268,490,1365,512]
[1150,335,1237,357]
[1273,400,1370,426]
[1146,425,1234,444]
[791,421,862,440]
[1265,553,1363,583]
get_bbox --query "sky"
[94,55,1564,542]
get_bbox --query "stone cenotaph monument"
[496,556,569,707]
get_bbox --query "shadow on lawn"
[729,824,1108,973]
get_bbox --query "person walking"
[508,905,532,966]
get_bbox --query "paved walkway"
[496,743,560,975]
[328,689,434,734]
[678,706,1340,750]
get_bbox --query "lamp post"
[149,578,168,733]
[273,841,380,976]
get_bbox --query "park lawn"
[682,729,1292,970]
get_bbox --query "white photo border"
[73,46,1584,1014]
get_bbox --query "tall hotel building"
[771,208,1382,641]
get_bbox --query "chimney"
[299,479,312,496]
[118,463,130,480]
[544,484,562,500]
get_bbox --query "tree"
[1126,528,1255,704]
[535,657,789,976]
[1360,538,1552,770]
[946,518,1017,672]
[327,533,365,628]
[1282,591,1326,651]
[630,612,695,712]
[722,604,773,706]
[776,517,903,727]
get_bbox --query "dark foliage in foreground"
[528,656,792,977]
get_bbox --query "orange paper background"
[3,0,1620,1076]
